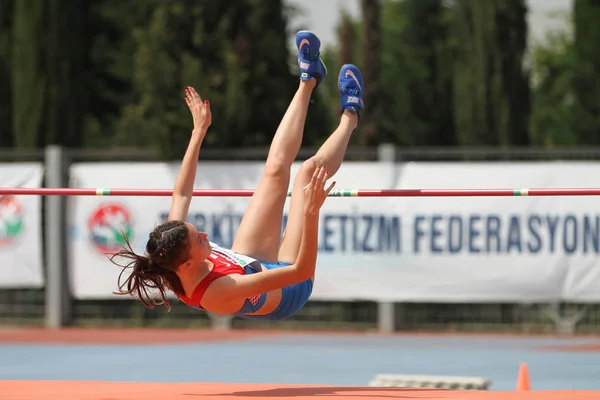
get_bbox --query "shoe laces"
[303,49,322,63]
[342,86,360,96]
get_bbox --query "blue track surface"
[1,334,598,391]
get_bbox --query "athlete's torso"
[178,242,282,316]
[208,241,263,274]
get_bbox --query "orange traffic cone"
[516,363,531,391]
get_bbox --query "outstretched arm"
[168,87,212,222]
[210,167,335,301]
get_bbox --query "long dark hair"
[108,220,190,310]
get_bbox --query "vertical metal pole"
[208,312,233,331]
[377,143,396,163]
[377,302,396,333]
[377,143,397,333]
[45,145,69,328]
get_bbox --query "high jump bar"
[2,187,600,197]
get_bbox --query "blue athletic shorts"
[242,260,313,320]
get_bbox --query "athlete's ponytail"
[108,221,190,310]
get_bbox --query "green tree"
[451,0,530,146]
[82,0,159,147]
[379,0,456,146]
[12,0,88,148]
[11,0,45,147]
[318,11,361,136]
[0,0,13,147]
[359,0,382,146]
[572,0,600,145]
[45,0,88,147]
[321,1,457,147]
[338,10,356,70]
[116,0,329,158]
[528,12,575,146]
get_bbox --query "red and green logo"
[0,196,23,247]
[88,202,133,254]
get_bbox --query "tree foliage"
[451,0,530,146]
[528,12,574,146]
[0,0,13,147]
[0,0,593,153]
[571,0,600,145]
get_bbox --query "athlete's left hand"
[303,166,335,216]
[185,86,211,136]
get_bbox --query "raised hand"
[185,86,211,135]
[303,166,335,216]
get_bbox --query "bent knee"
[263,159,291,181]
[297,157,323,183]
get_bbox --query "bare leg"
[231,79,317,262]
[278,110,358,264]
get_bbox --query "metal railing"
[1,144,600,334]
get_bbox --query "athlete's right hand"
[185,86,211,135]
[303,166,335,216]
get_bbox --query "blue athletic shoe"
[338,64,364,116]
[296,31,327,86]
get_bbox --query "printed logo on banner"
[88,202,134,254]
[0,196,24,248]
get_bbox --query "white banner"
[330,161,600,303]
[68,161,600,303]
[67,161,395,299]
[0,163,45,288]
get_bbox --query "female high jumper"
[110,31,364,320]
